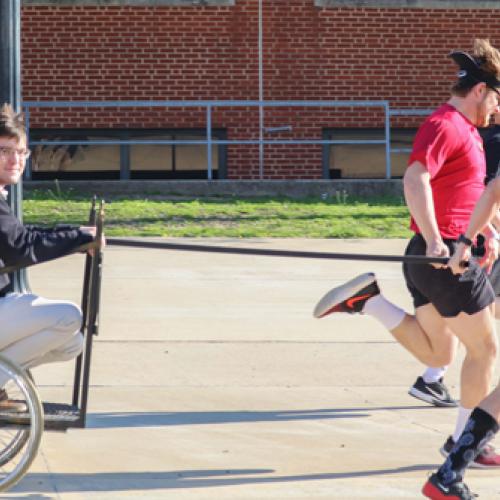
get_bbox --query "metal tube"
[384,102,391,179]
[27,139,388,146]
[0,0,27,292]
[24,105,32,180]
[258,0,264,179]
[23,99,390,108]
[206,105,212,180]
[72,199,97,408]
[0,0,20,110]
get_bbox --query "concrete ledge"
[24,179,404,199]
[23,0,234,6]
[316,0,500,8]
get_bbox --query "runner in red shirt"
[405,104,487,410]
[313,39,500,498]
[408,103,486,239]
[408,110,500,415]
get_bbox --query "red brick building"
[20,0,500,180]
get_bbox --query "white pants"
[0,293,84,386]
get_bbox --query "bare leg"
[389,303,457,367]
[480,385,500,421]
[444,304,497,408]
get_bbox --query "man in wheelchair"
[0,103,99,412]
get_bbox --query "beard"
[476,93,497,127]
[477,114,491,127]
[476,105,492,127]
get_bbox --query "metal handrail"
[389,108,433,154]
[22,100,431,180]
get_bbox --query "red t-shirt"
[408,103,486,239]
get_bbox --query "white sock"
[452,406,473,443]
[422,366,448,384]
[362,294,406,331]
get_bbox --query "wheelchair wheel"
[0,368,38,466]
[0,427,30,466]
[0,355,43,492]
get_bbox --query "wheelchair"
[0,199,104,491]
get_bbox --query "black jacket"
[0,196,94,294]
[484,125,500,185]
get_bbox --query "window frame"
[27,127,228,181]
[322,127,417,179]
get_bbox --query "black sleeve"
[0,199,94,269]
[484,135,500,185]
[24,223,79,232]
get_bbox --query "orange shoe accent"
[345,293,372,309]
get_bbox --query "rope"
[106,238,452,265]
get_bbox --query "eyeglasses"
[0,146,31,160]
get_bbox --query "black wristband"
[458,234,473,246]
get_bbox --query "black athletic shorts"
[475,234,500,296]
[402,234,495,317]
[488,258,500,296]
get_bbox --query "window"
[27,128,227,180]
[322,128,416,179]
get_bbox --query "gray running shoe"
[313,272,379,318]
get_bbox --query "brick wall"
[21,1,500,179]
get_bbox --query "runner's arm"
[449,178,500,274]
[404,161,449,263]
[464,179,500,242]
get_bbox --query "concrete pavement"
[6,238,500,499]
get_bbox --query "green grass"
[23,189,412,238]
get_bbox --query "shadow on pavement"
[87,405,435,429]
[13,465,437,493]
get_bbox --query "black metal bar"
[78,202,104,427]
[1,0,26,293]
[106,238,452,265]
[72,198,97,407]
